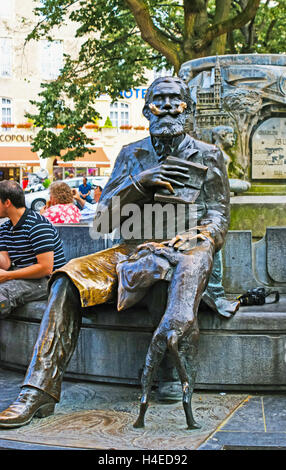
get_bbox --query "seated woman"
[40,181,81,224]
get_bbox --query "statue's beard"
[149,113,186,138]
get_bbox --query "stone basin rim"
[180,54,286,76]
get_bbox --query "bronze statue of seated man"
[0,76,239,430]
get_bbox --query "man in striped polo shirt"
[0,180,66,317]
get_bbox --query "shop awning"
[0,147,40,167]
[57,148,110,168]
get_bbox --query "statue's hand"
[164,229,214,252]
[136,161,190,194]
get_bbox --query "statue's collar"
[134,134,198,164]
[150,133,198,161]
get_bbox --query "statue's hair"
[143,76,193,120]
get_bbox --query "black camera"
[237,287,279,306]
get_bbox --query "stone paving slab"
[199,395,286,450]
[0,368,246,450]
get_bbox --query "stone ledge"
[7,296,286,332]
[1,297,286,390]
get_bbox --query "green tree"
[26,0,264,160]
[227,0,286,55]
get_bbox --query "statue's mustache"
[149,102,187,117]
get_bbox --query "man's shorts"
[0,277,49,318]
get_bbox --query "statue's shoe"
[0,387,56,428]
[202,293,240,318]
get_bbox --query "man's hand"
[137,160,190,194]
[40,200,51,214]
[0,268,12,283]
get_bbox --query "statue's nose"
[162,97,172,109]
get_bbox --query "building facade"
[0,0,158,186]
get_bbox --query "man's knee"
[0,278,48,318]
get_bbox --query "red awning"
[57,148,110,168]
[0,147,40,167]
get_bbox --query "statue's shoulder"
[121,136,151,153]
[193,138,223,165]
[193,137,218,154]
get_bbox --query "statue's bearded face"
[148,82,187,138]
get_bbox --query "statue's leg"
[169,248,213,429]
[0,275,81,428]
[169,330,200,429]
[202,250,240,318]
[163,248,212,429]
[134,246,213,430]
[22,274,82,401]
[133,333,168,428]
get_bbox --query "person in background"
[72,189,97,222]
[0,180,66,317]
[93,185,102,203]
[40,181,81,224]
[78,177,93,203]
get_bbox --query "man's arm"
[0,251,54,283]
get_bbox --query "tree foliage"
[227,0,286,54]
[26,0,286,160]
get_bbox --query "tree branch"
[124,0,181,71]
[151,16,183,43]
[183,0,207,38]
[195,0,261,51]
[263,18,277,46]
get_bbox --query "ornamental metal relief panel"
[179,54,286,181]
[252,117,286,179]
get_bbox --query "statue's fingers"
[162,164,190,174]
[167,235,182,247]
[154,179,175,194]
[162,163,190,171]
[161,169,189,179]
[177,241,195,251]
[177,234,207,251]
[161,176,184,187]
[174,240,188,250]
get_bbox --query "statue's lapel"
[133,137,159,170]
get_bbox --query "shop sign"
[0,134,33,143]
[119,88,147,99]
[0,163,37,167]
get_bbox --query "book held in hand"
[154,156,208,204]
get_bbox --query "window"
[1,98,12,128]
[0,2,13,18]
[110,102,130,132]
[40,40,63,80]
[0,38,12,77]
